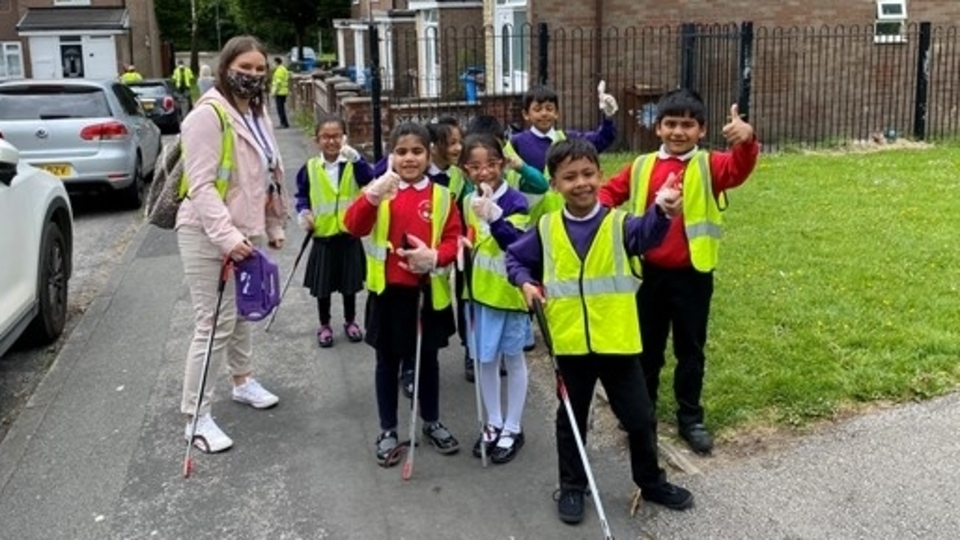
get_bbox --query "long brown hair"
[214,35,268,116]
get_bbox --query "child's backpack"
[234,248,281,322]
[144,102,233,229]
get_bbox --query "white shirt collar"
[399,177,431,191]
[657,145,699,161]
[530,126,558,141]
[563,202,602,222]
[321,155,345,167]
[428,163,445,175]
[490,180,508,201]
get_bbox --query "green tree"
[227,0,350,59]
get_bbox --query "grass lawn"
[599,145,960,438]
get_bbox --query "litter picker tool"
[183,257,232,478]
[402,276,428,481]
[265,231,312,332]
[458,230,488,467]
[532,297,615,540]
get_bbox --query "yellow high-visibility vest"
[271,65,290,96]
[307,158,359,237]
[628,150,721,271]
[462,190,528,312]
[539,209,641,355]
[362,184,453,309]
[178,102,234,199]
[173,66,194,90]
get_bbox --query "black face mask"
[225,69,266,99]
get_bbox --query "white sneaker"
[232,378,279,409]
[184,413,233,453]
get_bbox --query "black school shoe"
[375,430,402,468]
[472,425,501,458]
[679,423,714,454]
[490,431,524,464]
[423,421,460,454]
[641,481,694,510]
[554,489,585,524]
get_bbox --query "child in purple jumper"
[294,115,374,347]
[506,138,693,526]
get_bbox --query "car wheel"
[26,222,68,345]
[120,154,144,209]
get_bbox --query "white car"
[0,138,73,358]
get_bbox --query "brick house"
[335,0,484,99]
[0,0,161,81]
[325,0,960,147]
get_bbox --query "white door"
[494,2,529,93]
[419,10,440,98]
[81,35,117,79]
[0,165,38,339]
[29,37,61,79]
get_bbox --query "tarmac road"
[1,121,958,540]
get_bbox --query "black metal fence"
[336,21,960,152]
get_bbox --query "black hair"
[546,138,600,177]
[389,122,431,150]
[426,117,461,158]
[466,114,506,142]
[314,114,347,137]
[523,85,559,111]
[274,57,283,64]
[459,133,505,167]
[655,88,707,125]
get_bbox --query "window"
[0,42,23,80]
[875,0,907,44]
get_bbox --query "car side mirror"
[0,140,19,186]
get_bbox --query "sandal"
[344,321,364,343]
[317,325,334,348]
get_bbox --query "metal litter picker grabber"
[182,258,232,478]
[265,231,313,333]
[532,297,615,540]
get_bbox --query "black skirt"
[364,283,457,357]
[302,233,365,298]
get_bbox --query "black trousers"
[638,263,714,427]
[376,348,440,431]
[317,295,356,326]
[274,95,289,127]
[556,353,663,491]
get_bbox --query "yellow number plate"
[40,164,71,177]
[142,101,155,111]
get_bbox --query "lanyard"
[241,113,275,167]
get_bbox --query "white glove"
[397,234,438,275]
[470,182,503,223]
[298,209,315,231]
[339,144,361,163]
[364,155,400,205]
[598,80,619,117]
[654,172,683,219]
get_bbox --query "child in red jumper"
[599,88,758,455]
[344,122,462,466]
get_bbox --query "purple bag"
[234,248,281,322]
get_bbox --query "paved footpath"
[1,119,958,540]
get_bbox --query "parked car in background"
[289,46,317,70]
[0,138,73,358]
[0,79,162,209]
[127,79,182,135]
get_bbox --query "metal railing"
[327,21,960,153]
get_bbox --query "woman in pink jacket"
[176,35,288,453]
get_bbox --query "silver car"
[0,79,162,209]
